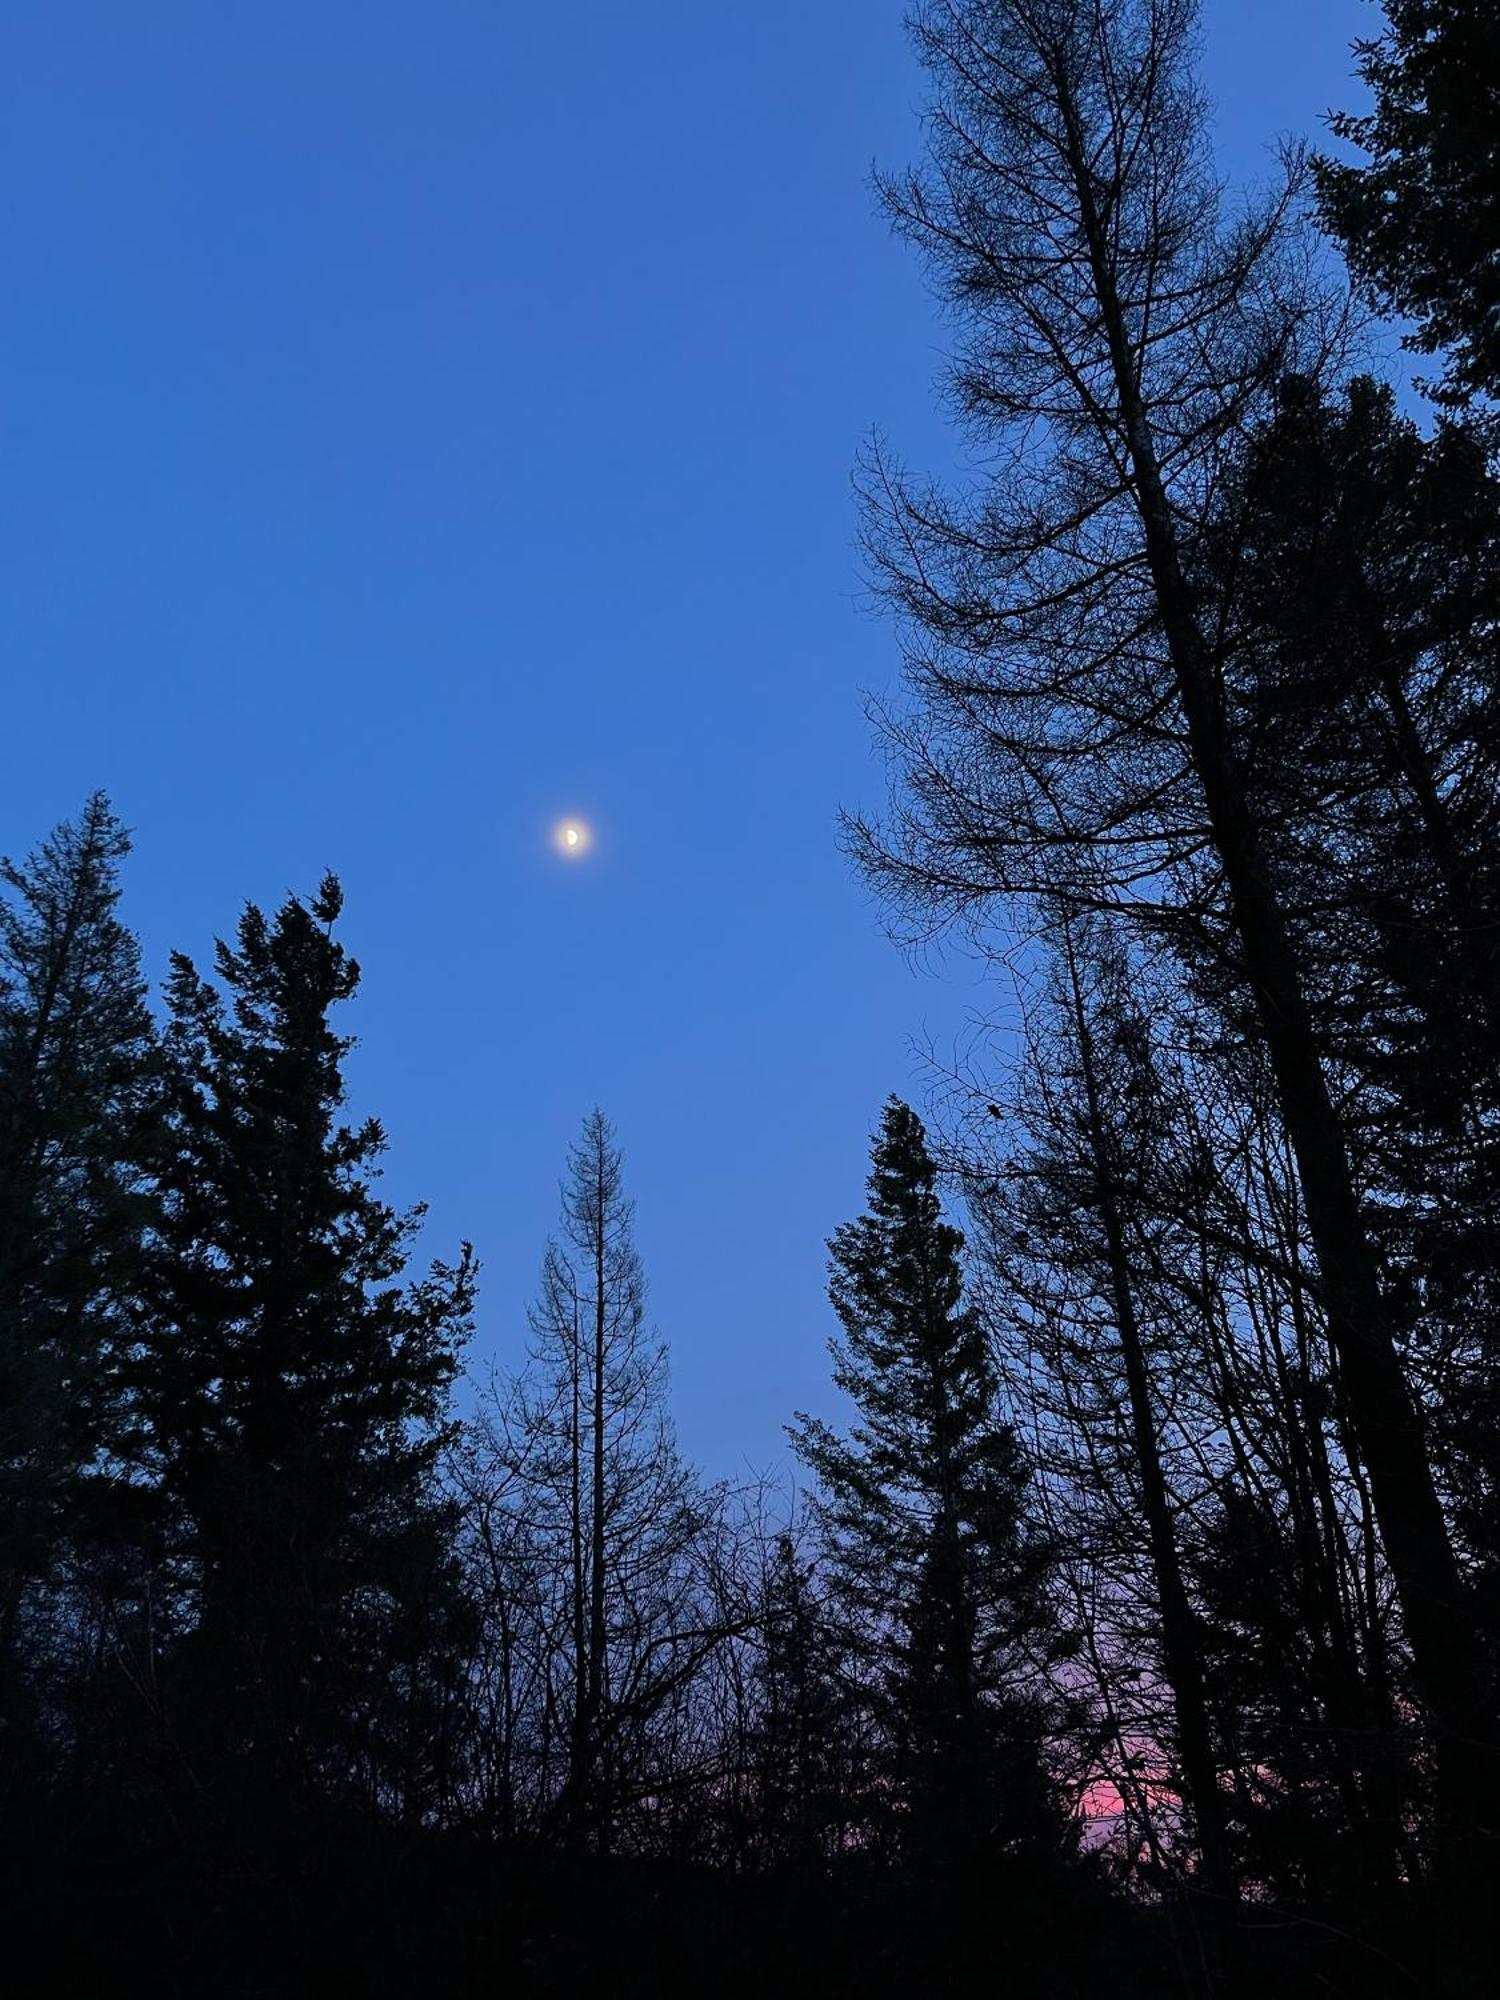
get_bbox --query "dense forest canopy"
[3,4,1498,1995]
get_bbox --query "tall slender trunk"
[1061,932,1237,1927]
[918,1307,979,1851]
[567,1296,587,1845]
[588,1154,609,1854]
[1266,1263,1406,1901]
[1059,100,1493,1867]
[0,858,92,1720]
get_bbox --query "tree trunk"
[589,1150,610,1854]
[1063,110,1494,1873]
[1062,932,1238,1935]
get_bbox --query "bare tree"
[965,915,1414,1920]
[460,1113,724,1851]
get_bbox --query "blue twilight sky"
[2,0,1385,1475]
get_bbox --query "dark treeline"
[4,3,1498,1994]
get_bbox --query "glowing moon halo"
[553,818,593,859]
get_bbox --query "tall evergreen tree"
[1317,0,1500,405]
[791,1099,1060,1872]
[133,874,474,1810]
[0,795,154,1755]
[746,1532,862,1870]
[1199,376,1500,1649]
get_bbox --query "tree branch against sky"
[851,1,1497,1895]
[4,1,1499,1992]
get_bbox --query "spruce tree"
[747,1533,861,1869]
[0,795,154,1754]
[1317,0,1500,405]
[1199,375,1500,1680]
[134,874,474,1809]
[790,1098,1059,1873]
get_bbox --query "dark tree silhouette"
[1020,922,1235,1920]
[853,0,1492,1872]
[1194,374,1500,1686]
[975,915,1417,1929]
[791,1098,1062,1874]
[0,795,154,1768]
[466,1111,718,1850]
[7,10,1500,1995]
[743,1531,864,1870]
[1317,0,1500,406]
[132,874,474,1812]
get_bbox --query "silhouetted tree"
[0,795,154,1766]
[132,874,474,1812]
[853,0,1492,1870]
[744,1531,864,1869]
[8,11,1500,1983]
[469,1112,719,1850]
[1196,373,1500,1681]
[977,915,1416,1925]
[791,1098,1061,1874]
[1317,0,1500,405]
[1014,923,1236,1920]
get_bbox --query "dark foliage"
[791,1098,1066,1874]
[0,796,155,1778]
[1317,0,1500,405]
[129,875,476,1810]
[5,3,1500,1994]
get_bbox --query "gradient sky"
[2,0,1385,1476]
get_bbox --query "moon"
[553,818,593,859]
